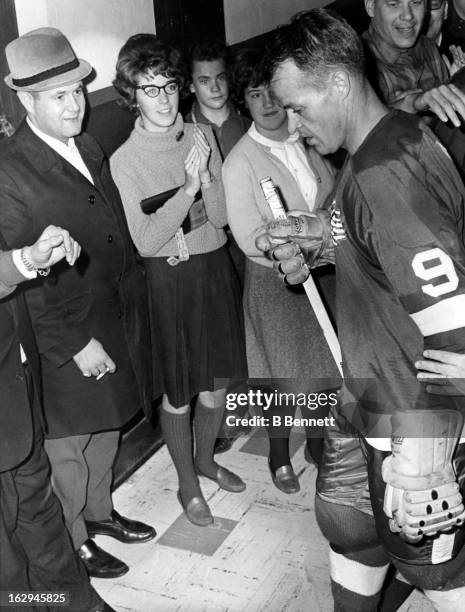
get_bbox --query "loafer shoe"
[86,510,156,543]
[177,491,213,526]
[78,539,128,579]
[197,465,246,492]
[269,460,300,494]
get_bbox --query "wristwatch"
[20,247,50,277]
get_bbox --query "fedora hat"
[4,27,92,91]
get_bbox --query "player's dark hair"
[188,38,229,75]
[231,47,268,103]
[113,33,186,114]
[265,8,366,88]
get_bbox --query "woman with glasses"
[111,34,247,526]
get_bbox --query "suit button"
[107,234,113,243]
[88,194,96,204]
[15,374,24,382]
[117,311,122,319]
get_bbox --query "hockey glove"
[255,210,333,285]
[382,409,465,543]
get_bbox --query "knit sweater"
[222,130,335,268]
[110,113,227,258]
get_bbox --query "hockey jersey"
[333,110,465,444]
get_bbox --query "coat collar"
[14,119,105,186]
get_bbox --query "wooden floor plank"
[92,433,433,611]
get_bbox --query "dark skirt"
[144,247,247,407]
[244,259,341,391]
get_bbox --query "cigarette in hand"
[96,367,110,381]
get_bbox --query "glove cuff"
[382,409,463,491]
[307,210,334,267]
[382,455,457,489]
[391,409,463,439]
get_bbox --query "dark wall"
[84,98,135,158]
[326,0,370,34]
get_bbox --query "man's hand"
[443,45,465,77]
[416,349,465,396]
[413,84,465,126]
[265,209,331,250]
[73,338,116,378]
[23,225,81,268]
[255,231,310,284]
[255,210,333,284]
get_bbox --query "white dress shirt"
[27,118,94,185]
[248,123,318,210]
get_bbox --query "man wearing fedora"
[0,227,115,612]
[0,27,155,579]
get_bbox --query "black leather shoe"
[268,459,300,494]
[78,539,129,579]
[86,510,156,543]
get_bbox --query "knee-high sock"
[267,437,291,473]
[218,380,249,438]
[160,407,202,505]
[300,396,330,466]
[194,402,224,479]
[330,547,389,612]
[265,398,296,472]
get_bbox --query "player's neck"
[198,102,230,127]
[345,88,388,155]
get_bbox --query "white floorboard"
[91,436,433,612]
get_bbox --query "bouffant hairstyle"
[113,33,186,114]
[230,47,267,104]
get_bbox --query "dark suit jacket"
[0,246,40,472]
[0,121,152,438]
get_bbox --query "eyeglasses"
[135,80,179,98]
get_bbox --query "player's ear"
[365,0,374,18]
[332,70,351,99]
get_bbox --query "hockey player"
[258,9,465,611]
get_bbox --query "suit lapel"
[15,120,65,176]
[15,120,107,196]
[75,135,106,193]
